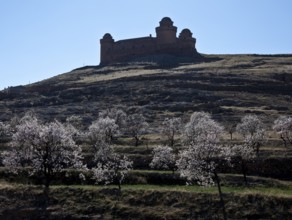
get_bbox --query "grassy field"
[0,178,291,219]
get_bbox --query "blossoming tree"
[92,143,132,190]
[2,114,84,188]
[161,117,182,148]
[273,115,292,148]
[88,116,119,144]
[150,145,176,173]
[236,114,266,157]
[126,113,148,146]
[177,111,230,220]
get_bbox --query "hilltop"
[1,54,291,126]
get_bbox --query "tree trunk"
[44,166,51,189]
[256,145,260,158]
[241,160,248,186]
[45,175,51,188]
[134,135,139,147]
[214,172,227,220]
[280,135,287,148]
[118,181,121,191]
[170,138,174,148]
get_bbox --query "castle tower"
[155,17,177,44]
[100,33,114,65]
[179,28,197,54]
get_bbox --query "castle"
[100,17,198,65]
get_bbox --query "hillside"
[0,54,291,126]
[1,54,292,219]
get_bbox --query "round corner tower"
[179,28,197,53]
[155,17,177,44]
[100,33,114,65]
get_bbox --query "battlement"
[100,17,198,65]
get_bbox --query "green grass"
[2,177,291,198]
[1,179,291,219]
[130,169,173,174]
[54,183,292,198]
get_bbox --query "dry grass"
[221,105,278,114]
[77,68,165,84]
[0,180,14,189]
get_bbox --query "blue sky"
[1,0,292,90]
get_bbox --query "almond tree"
[66,115,83,129]
[177,142,231,220]
[231,144,255,185]
[65,115,83,142]
[150,145,176,173]
[126,113,148,146]
[88,116,119,144]
[273,115,292,148]
[236,115,266,157]
[2,114,84,188]
[93,140,114,164]
[178,111,229,220]
[226,122,236,140]
[0,121,11,141]
[99,108,127,131]
[92,150,132,190]
[91,135,132,190]
[161,117,182,148]
[183,112,223,145]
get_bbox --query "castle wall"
[111,37,157,62]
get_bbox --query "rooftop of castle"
[160,17,174,26]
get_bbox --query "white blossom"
[231,144,256,184]
[177,143,231,186]
[0,121,12,139]
[88,117,119,143]
[2,115,84,187]
[236,114,266,156]
[66,115,83,129]
[161,117,182,147]
[126,113,149,146]
[178,112,230,186]
[183,112,224,145]
[99,108,127,131]
[79,173,86,182]
[150,145,176,171]
[231,144,255,160]
[93,140,114,164]
[273,115,292,147]
[92,154,132,189]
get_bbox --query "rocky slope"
[0,54,291,127]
